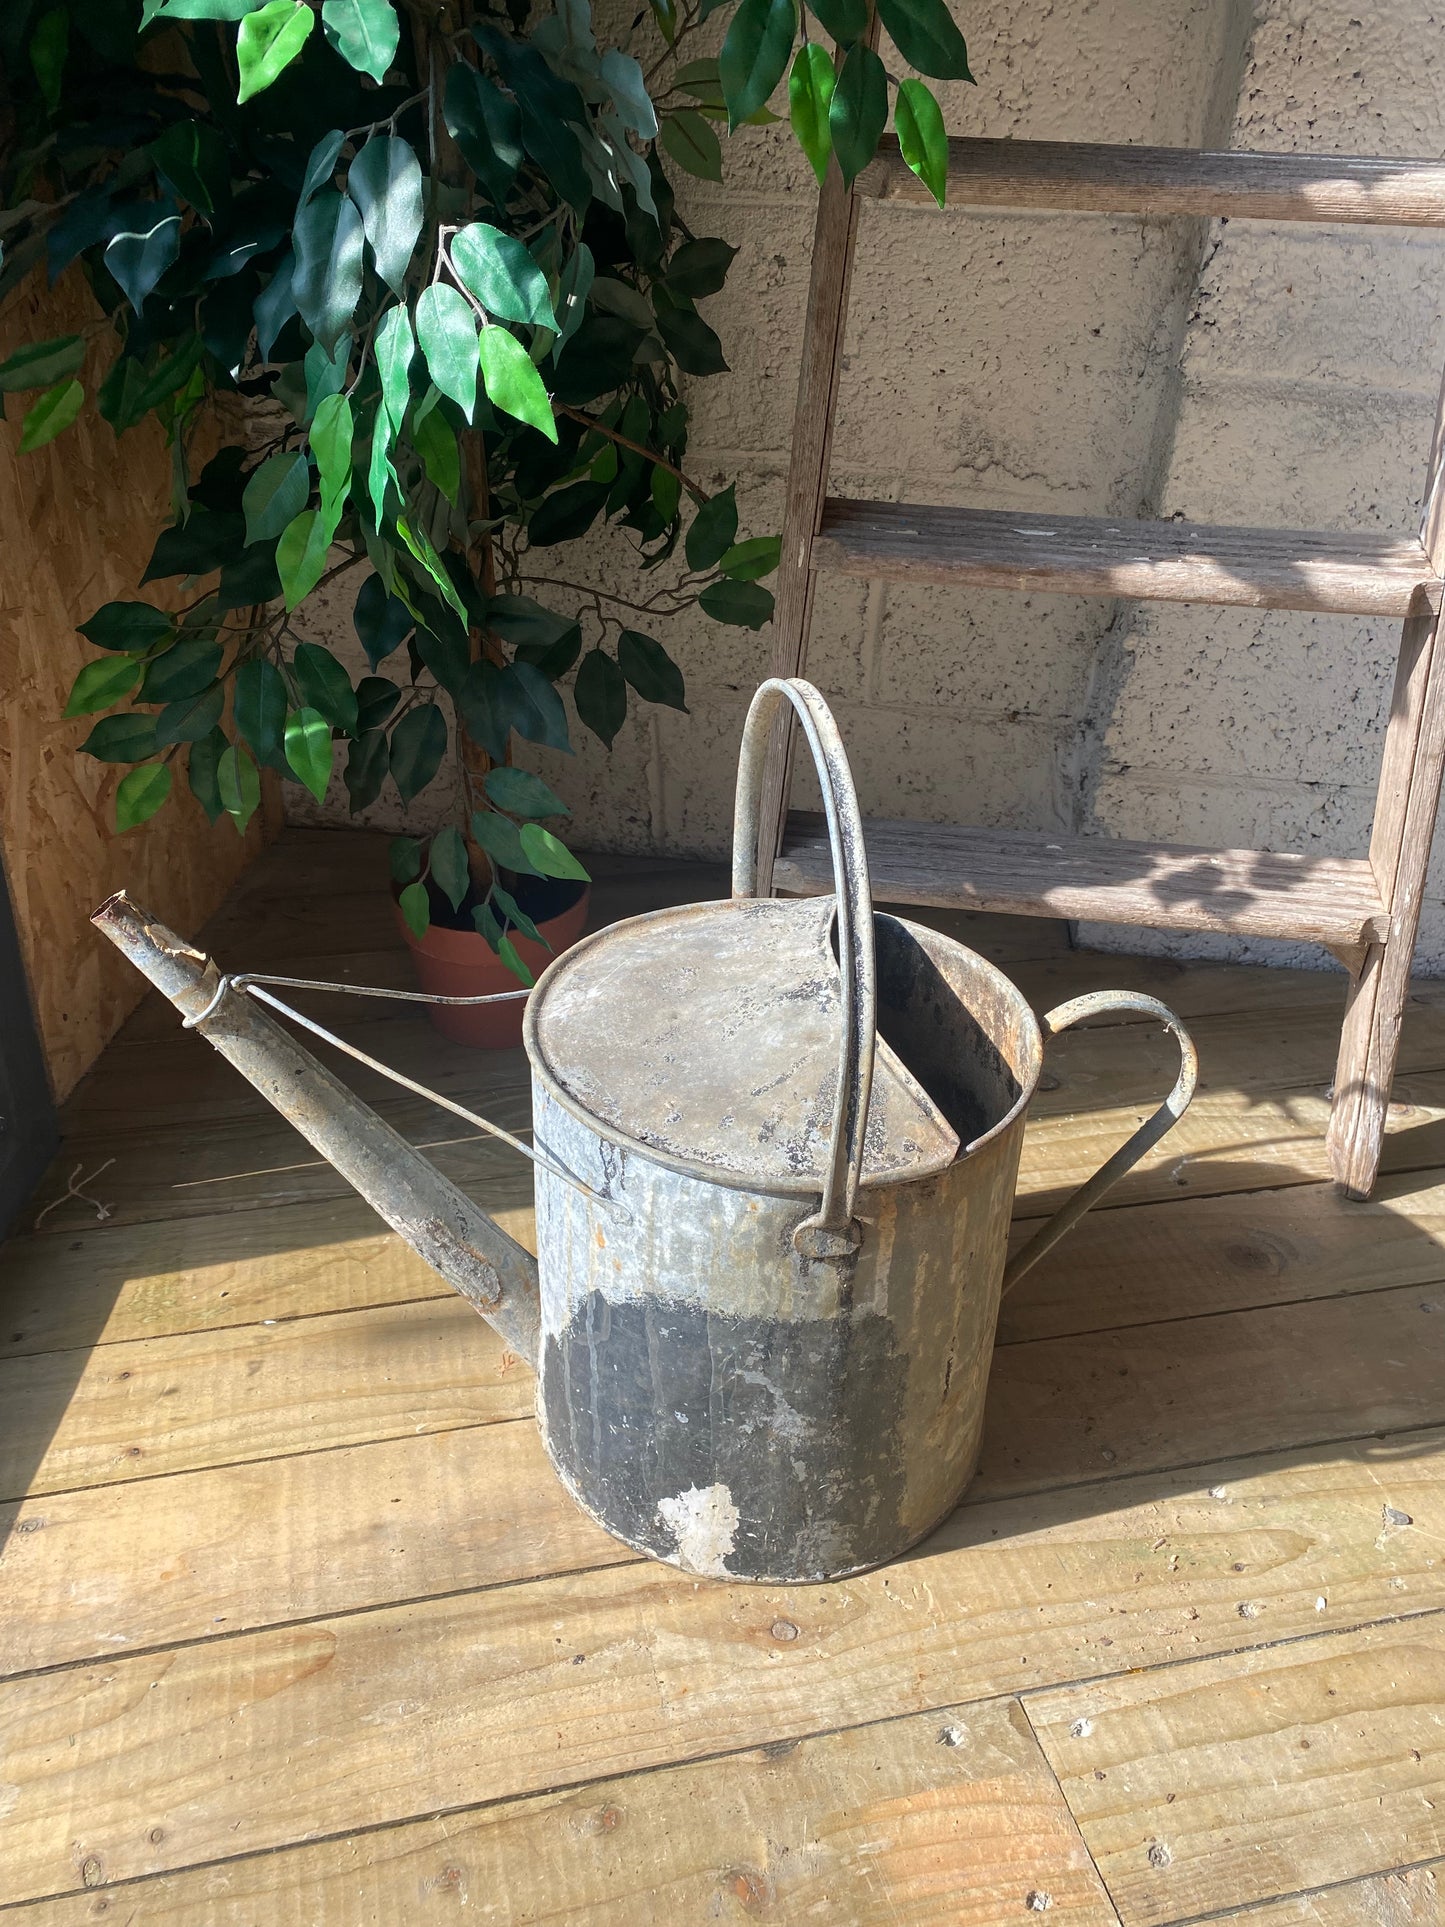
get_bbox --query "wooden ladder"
[757,133,1445,1201]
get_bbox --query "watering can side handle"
[732,678,877,1256]
[1001,991,1199,1297]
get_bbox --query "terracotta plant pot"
[397,884,591,1049]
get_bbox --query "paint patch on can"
[657,1482,741,1576]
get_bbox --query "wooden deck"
[6,827,1445,1922]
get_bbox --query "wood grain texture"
[1222,1863,1443,1923]
[779,811,1391,945]
[8,1702,1119,1926]
[1001,1171,1445,1344]
[0,1298,531,1500]
[858,135,1445,226]
[1029,1616,1445,1924]
[2,1432,1443,1904]
[0,275,274,1101]
[813,499,1442,618]
[0,1420,624,1677]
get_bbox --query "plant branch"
[556,404,709,501]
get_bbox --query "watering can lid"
[527,893,961,1193]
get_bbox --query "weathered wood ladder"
[757,134,1445,1200]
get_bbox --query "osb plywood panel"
[0,273,275,1102]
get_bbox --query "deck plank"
[1218,1863,1444,1922]
[5,1702,1119,1925]
[1028,1618,1445,1924]
[0,1433,1441,1904]
[0,1299,531,1501]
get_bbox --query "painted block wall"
[1080,0,1445,967]
[294,0,1445,971]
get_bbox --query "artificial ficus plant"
[0,0,963,980]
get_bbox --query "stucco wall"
[294,0,1445,970]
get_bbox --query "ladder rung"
[858,136,1445,227]
[777,814,1391,948]
[813,500,1442,618]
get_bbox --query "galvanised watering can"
[95,678,1196,1583]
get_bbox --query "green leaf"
[311,390,353,533]
[876,0,972,79]
[64,655,141,718]
[483,767,569,820]
[555,243,594,351]
[700,577,775,627]
[143,509,245,583]
[618,631,686,710]
[188,727,227,823]
[218,742,261,833]
[0,335,84,392]
[451,223,558,329]
[284,705,334,801]
[116,762,172,833]
[719,0,796,130]
[529,479,607,546]
[292,190,365,352]
[320,0,398,81]
[398,878,430,939]
[510,663,572,753]
[470,808,542,877]
[277,509,331,610]
[495,932,534,986]
[685,484,738,570]
[488,884,548,949]
[395,516,467,623]
[155,683,224,745]
[355,675,400,733]
[443,63,523,206]
[237,0,315,102]
[30,8,69,113]
[415,284,480,421]
[344,727,390,808]
[894,77,947,206]
[104,209,182,314]
[293,641,359,734]
[719,534,782,579]
[79,602,173,653]
[829,40,889,184]
[116,763,172,832]
[347,136,423,297]
[666,238,738,301]
[479,327,556,440]
[651,464,681,524]
[389,702,447,801]
[299,128,345,208]
[659,111,723,184]
[573,648,628,748]
[520,822,590,880]
[375,301,414,431]
[19,377,83,452]
[80,713,159,762]
[656,308,727,377]
[390,834,422,883]
[789,43,835,184]
[599,48,658,140]
[807,0,867,40]
[234,657,290,769]
[354,574,412,667]
[139,636,222,702]
[429,823,469,910]
[254,255,297,362]
[413,402,460,505]
[151,120,231,219]
[243,450,309,545]
[304,337,349,421]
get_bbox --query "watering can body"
[94,679,1196,1586]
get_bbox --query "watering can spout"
[91,891,542,1362]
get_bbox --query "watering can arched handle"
[732,678,877,1258]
